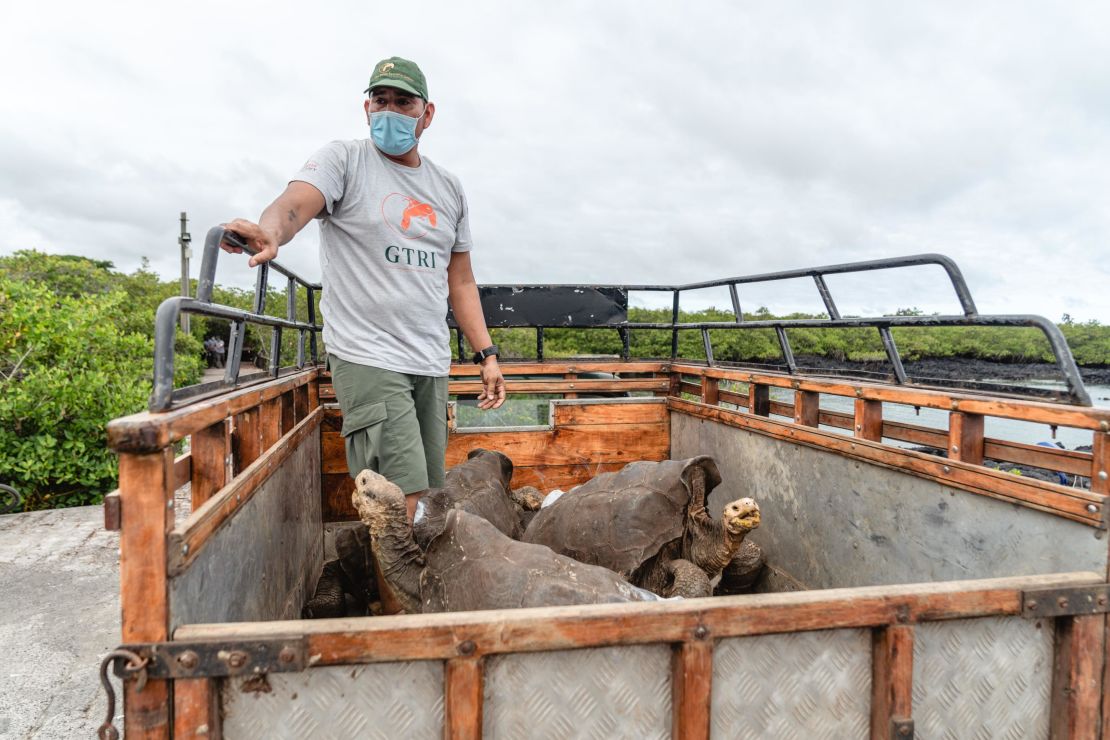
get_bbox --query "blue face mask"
[369,109,422,156]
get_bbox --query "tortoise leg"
[715,540,766,596]
[662,559,712,599]
[303,560,350,619]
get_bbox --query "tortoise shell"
[522,456,722,578]
[413,448,520,549]
[419,509,660,612]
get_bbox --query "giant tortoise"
[352,469,661,614]
[522,456,760,598]
[412,449,541,549]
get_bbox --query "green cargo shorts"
[329,356,448,494]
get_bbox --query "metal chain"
[97,649,149,740]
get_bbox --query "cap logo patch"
[380,62,395,74]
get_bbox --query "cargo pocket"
[341,400,388,477]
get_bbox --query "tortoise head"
[722,497,761,535]
[352,469,407,536]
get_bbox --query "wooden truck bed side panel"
[320,398,670,521]
[167,422,322,631]
[671,409,1109,590]
[175,571,1103,739]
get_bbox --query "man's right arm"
[221,181,326,268]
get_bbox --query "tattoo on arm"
[286,209,297,223]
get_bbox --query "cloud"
[1,0,1108,324]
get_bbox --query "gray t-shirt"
[292,139,472,376]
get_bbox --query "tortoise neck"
[368,504,425,613]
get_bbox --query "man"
[221,56,505,521]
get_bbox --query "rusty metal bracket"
[114,637,308,679]
[889,718,914,738]
[1020,584,1110,618]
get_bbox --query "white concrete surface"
[0,506,120,739]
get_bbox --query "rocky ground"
[784,355,1110,385]
[0,506,119,738]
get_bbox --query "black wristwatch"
[472,344,500,364]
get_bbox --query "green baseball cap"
[364,57,428,100]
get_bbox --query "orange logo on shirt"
[401,198,437,231]
[381,193,438,239]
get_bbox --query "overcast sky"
[2,1,1108,321]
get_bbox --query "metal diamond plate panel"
[712,629,871,739]
[222,662,444,739]
[484,645,672,739]
[913,617,1052,740]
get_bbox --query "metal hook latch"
[97,648,150,740]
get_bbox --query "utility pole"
[179,211,191,333]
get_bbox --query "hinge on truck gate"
[1020,584,1110,618]
[113,637,308,679]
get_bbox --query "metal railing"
[152,237,1090,409]
[448,254,1091,405]
[149,226,322,411]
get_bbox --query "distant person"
[203,336,223,369]
[220,57,505,522]
[214,337,226,369]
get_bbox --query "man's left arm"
[447,251,505,409]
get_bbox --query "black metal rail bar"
[154,234,1090,410]
[149,226,323,411]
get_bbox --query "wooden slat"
[321,432,348,474]
[445,424,669,468]
[232,407,261,474]
[794,390,820,427]
[173,452,192,490]
[855,399,883,442]
[769,400,794,418]
[173,678,219,740]
[322,473,358,522]
[106,452,192,531]
[672,363,1110,431]
[678,381,702,397]
[983,438,1092,477]
[444,657,484,740]
[190,421,228,508]
[563,372,578,400]
[260,397,282,453]
[176,572,1103,664]
[551,400,667,426]
[321,414,661,477]
[450,378,669,395]
[819,408,855,431]
[280,390,295,435]
[449,361,670,377]
[700,376,719,406]
[1092,431,1109,495]
[107,368,318,452]
[294,384,309,423]
[672,640,712,740]
[668,398,1106,526]
[1050,614,1106,739]
[307,374,320,411]
[169,408,323,574]
[749,383,770,417]
[717,388,749,409]
[870,625,914,739]
[118,449,175,739]
[948,411,985,466]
